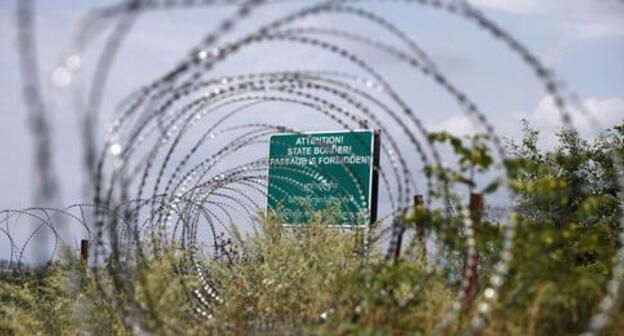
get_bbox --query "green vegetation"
[1,122,623,335]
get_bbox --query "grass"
[0,213,622,335]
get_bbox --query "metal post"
[369,130,380,225]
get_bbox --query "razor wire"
[3,0,623,334]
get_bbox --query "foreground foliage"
[1,122,623,335]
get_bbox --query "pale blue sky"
[1,0,622,201]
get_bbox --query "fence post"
[413,195,425,240]
[414,195,426,266]
[80,239,89,263]
[393,195,424,264]
[392,222,404,264]
[465,193,484,305]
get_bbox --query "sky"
[0,0,622,259]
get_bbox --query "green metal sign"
[267,130,379,226]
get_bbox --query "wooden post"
[465,193,484,305]
[414,195,425,241]
[414,195,426,266]
[80,239,89,263]
[469,193,484,221]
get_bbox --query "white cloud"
[428,115,477,137]
[469,0,624,39]
[527,95,624,146]
[467,0,542,13]
[583,97,624,129]
[567,21,624,39]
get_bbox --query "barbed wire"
[4,0,623,334]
